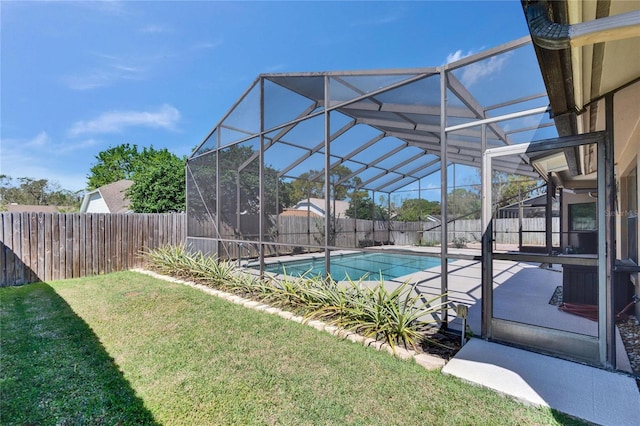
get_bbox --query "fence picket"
[59,214,67,279]
[13,214,24,285]
[0,214,6,286]
[21,213,31,283]
[65,214,74,278]
[104,214,111,274]
[4,215,16,286]
[37,213,46,281]
[79,214,86,278]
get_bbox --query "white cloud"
[139,24,172,34]
[26,131,50,147]
[0,133,91,191]
[192,39,223,50]
[460,54,511,87]
[446,49,468,64]
[85,0,127,16]
[69,104,181,137]
[64,63,144,90]
[2,132,98,155]
[445,49,512,87]
[57,138,99,153]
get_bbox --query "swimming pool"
[261,252,442,281]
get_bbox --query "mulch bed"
[419,328,462,361]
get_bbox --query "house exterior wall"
[612,81,640,318]
[84,192,110,213]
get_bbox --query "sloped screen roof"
[191,36,557,195]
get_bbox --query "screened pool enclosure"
[188,36,556,260]
[187,35,558,321]
[186,36,623,364]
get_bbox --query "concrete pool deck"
[443,338,640,426]
[251,247,632,367]
[246,247,640,423]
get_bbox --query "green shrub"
[451,237,468,248]
[144,244,237,286]
[145,245,448,351]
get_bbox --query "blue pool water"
[262,252,442,281]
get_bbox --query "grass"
[0,271,585,425]
[144,244,449,351]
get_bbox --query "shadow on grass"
[0,282,158,425]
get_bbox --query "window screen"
[569,202,597,231]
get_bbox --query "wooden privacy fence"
[189,215,559,259]
[273,216,558,247]
[1,212,186,287]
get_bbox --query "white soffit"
[569,0,640,111]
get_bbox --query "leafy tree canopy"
[346,190,388,220]
[87,143,186,213]
[288,165,359,205]
[396,198,441,222]
[0,175,81,210]
[87,143,140,190]
[492,173,542,207]
[447,187,481,220]
[128,149,186,213]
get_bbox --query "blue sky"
[1,0,532,193]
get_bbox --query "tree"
[288,165,359,205]
[87,143,140,190]
[396,198,441,222]
[0,175,81,209]
[492,173,542,207]
[346,190,388,220]
[447,187,481,219]
[127,149,186,213]
[87,144,187,213]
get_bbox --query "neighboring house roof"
[4,204,74,213]
[498,193,560,218]
[424,214,441,222]
[285,198,350,218]
[500,193,549,210]
[80,179,133,213]
[280,208,321,218]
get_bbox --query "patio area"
[187,0,639,382]
[248,246,634,373]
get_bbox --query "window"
[569,202,597,231]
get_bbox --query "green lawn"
[0,271,584,425]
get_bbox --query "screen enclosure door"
[481,132,612,366]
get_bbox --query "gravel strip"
[619,315,640,374]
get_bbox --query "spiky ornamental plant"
[145,245,449,351]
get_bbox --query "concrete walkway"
[443,338,640,425]
[251,249,640,423]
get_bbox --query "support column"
[439,67,449,325]
[324,75,331,277]
[546,173,553,255]
[604,94,616,368]
[387,193,392,243]
[216,131,222,258]
[259,77,265,275]
[481,123,493,338]
[518,202,523,251]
